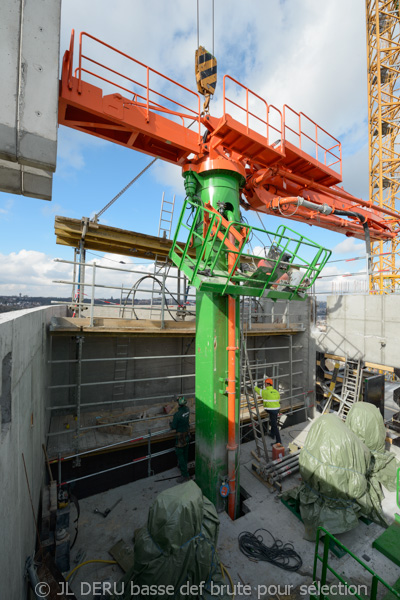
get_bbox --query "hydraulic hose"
[66,560,117,581]
[335,209,372,277]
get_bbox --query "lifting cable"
[196,0,215,56]
[196,0,215,111]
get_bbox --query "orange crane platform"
[59,30,399,242]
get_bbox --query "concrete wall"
[316,295,400,368]
[49,298,315,433]
[0,0,61,200]
[252,297,315,416]
[50,335,197,412]
[0,304,66,600]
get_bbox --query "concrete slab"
[65,420,400,600]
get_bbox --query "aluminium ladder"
[149,193,175,320]
[111,340,130,405]
[158,192,176,240]
[241,332,270,463]
[337,358,362,421]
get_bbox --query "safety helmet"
[264,378,273,386]
[178,396,187,406]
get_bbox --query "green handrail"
[312,527,400,600]
[169,198,331,299]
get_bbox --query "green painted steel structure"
[312,527,400,600]
[169,165,331,517]
[184,167,242,513]
[194,290,240,511]
[170,191,331,300]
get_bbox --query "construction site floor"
[64,419,400,600]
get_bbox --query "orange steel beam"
[58,30,400,242]
[59,31,201,166]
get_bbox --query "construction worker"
[254,378,282,444]
[170,396,190,483]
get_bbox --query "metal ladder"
[119,284,134,318]
[111,340,130,404]
[150,193,175,320]
[337,358,362,421]
[158,192,175,239]
[241,332,270,463]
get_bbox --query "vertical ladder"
[150,193,176,320]
[337,358,362,421]
[158,192,176,239]
[119,284,134,319]
[112,340,130,404]
[322,361,340,414]
[242,332,269,463]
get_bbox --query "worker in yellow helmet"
[254,378,281,444]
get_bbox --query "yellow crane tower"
[366,0,400,294]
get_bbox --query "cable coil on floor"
[238,528,302,572]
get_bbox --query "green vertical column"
[183,167,243,513]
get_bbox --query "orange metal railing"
[222,75,284,147]
[283,105,342,176]
[222,75,342,176]
[67,31,202,140]
[66,29,75,90]
[64,31,342,178]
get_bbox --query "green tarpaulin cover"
[346,402,399,492]
[284,412,391,540]
[113,481,231,599]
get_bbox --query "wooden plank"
[323,352,394,373]
[54,216,195,261]
[109,539,134,573]
[50,316,304,337]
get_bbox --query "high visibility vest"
[254,386,280,410]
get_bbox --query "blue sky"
[0,0,371,296]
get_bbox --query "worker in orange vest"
[254,378,282,444]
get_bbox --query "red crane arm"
[59,31,399,242]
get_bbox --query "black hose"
[238,528,303,572]
[335,209,372,276]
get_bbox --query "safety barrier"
[283,105,342,176]
[312,527,400,600]
[65,30,201,138]
[223,75,283,146]
[169,198,331,299]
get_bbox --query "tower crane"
[58,30,400,518]
[366,0,400,294]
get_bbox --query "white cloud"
[332,237,366,256]
[153,161,185,199]
[0,250,74,296]
[0,250,181,299]
[58,0,369,189]
[56,128,107,178]
[315,264,368,295]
